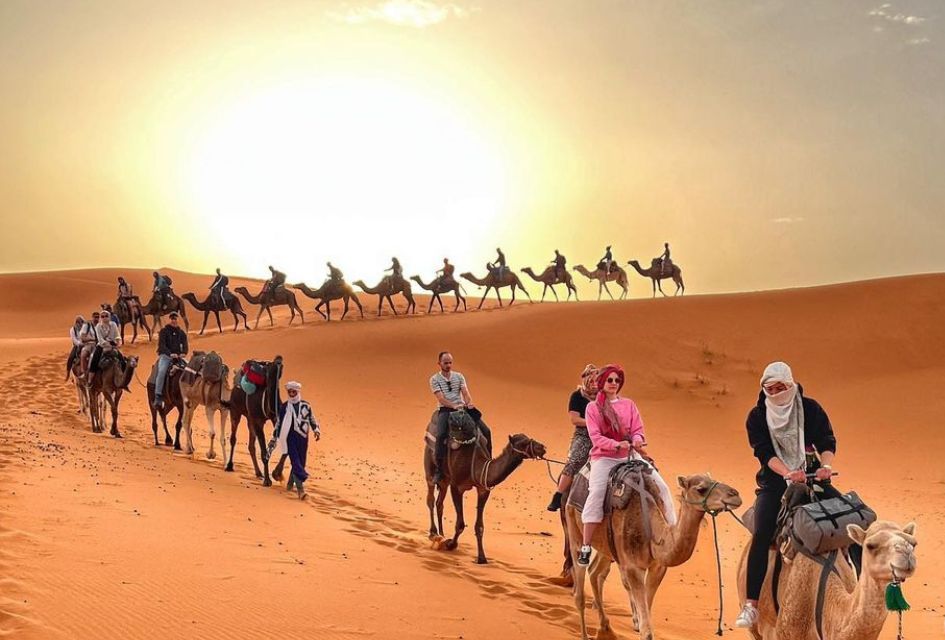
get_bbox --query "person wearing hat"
[153,311,188,409]
[76,311,101,379]
[577,364,675,566]
[326,262,344,285]
[551,250,568,282]
[88,310,123,385]
[384,257,404,282]
[598,245,614,274]
[434,258,456,287]
[208,268,230,308]
[270,381,320,499]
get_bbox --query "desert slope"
[1,269,943,639]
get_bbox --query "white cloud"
[328,1,473,28]
[907,37,931,45]
[868,4,926,25]
[772,217,805,224]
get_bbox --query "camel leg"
[444,485,466,551]
[252,421,272,486]
[163,403,177,447]
[589,553,615,638]
[205,404,218,460]
[225,414,239,472]
[253,306,264,329]
[107,391,122,438]
[214,311,223,333]
[508,286,516,307]
[341,298,351,320]
[477,287,491,310]
[622,567,653,640]
[619,567,641,632]
[296,304,304,324]
[314,301,327,320]
[550,284,559,302]
[520,282,532,302]
[150,405,160,445]
[247,425,263,479]
[198,311,208,335]
[473,488,491,564]
[603,281,614,301]
[435,482,447,535]
[353,296,364,318]
[657,279,668,297]
[427,296,435,314]
[644,564,667,611]
[495,288,503,307]
[571,551,592,640]
[651,279,657,298]
[267,307,275,327]
[386,295,398,316]
[540,285,547,302]
[426,482,438,538]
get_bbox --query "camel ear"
[677,475,689,489]
[847,524,868,545]
[902,522,917,536]
[508,435,513,443]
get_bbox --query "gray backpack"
[788,491,876,556]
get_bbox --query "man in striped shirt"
[430,351,491,483]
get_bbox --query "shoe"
[547,492,563,512]
[577,545,592,566]
[152,396,163,410]
[735,603,759,629]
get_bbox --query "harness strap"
[815,550,839,640]
[772,553,783,615]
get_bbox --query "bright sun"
[185,77,509,282]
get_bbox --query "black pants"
[66,345,79,374]
[746,481,861,600]
[90,347,126,374]
[434,407,492,471]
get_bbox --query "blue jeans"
[155,354,173,398]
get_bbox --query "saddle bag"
[239,375,257,395]
[788,491,876,556]
[242,361,266,386]
[201,351,224,383]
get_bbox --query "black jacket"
[746,385,837,490]
[157,325,189,356]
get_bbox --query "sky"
[1,0,942,293]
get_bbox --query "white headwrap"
[276,382,303,456]
[761,362,806,472]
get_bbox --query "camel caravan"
[60,253,919,640]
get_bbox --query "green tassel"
[885,582,911,612]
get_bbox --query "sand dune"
[1,269,943,639]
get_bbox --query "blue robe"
[277,400,317,483]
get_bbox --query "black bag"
[788,491,876,556]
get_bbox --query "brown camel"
[112,296,152,344]
[293,281,364,321]
[87,354,139,437]
[181,292,250,335]
[572,264,629,301]
[565,472,742,640]
[353,277,417,316]
[140,291,190,330]
[459,271,532,309]
[146,362,184,447]
[178,352,231,461]
[225,356,283,486]
[234,286,304,328]
[736,520,917,640]
[521,266,579,302]
[69,350,98,418]
[422,411,547,564]
[628,259,686,297]
[409,275,466,313]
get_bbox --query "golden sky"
[1,0,942,293]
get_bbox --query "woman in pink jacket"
[577,364,676,566]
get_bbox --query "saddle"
[596,261,619,274]
[567,459,659,517]
[148,359,184,386]
[181,351,226,386]
[422,410,489,454]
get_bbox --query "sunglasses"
[605,377,621,384]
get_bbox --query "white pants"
[581,454,677,525]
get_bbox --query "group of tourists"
[67,309,126,386]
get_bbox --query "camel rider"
[270,381,321,500]
[385,257,404,284]
[152,311,188,410]
[551,250,567,282]
[77,311,100,378]
[117,277,140,316]
[598,245,614,274]
[153,271,173,309]
[66,315,86,378]
[494,247,507,279]
[435,258,456,287]
[657,243,671,276]
[735,362,858,630]
[327,262,344,285]
[209,268,230,307]
[88,310,124,386]
[429,351,492,484]
[262,266,286,297]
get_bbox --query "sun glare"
[185,77,509,282]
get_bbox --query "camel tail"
[460,283,469,295]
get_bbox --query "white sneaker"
[577,545,592,566]
[735,603,759,629]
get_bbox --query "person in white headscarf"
[269,381,320,499]
[736,361,849,629]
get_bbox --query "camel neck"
[834,571,887,640]
[657,501,705,567]
[484,445,524,488]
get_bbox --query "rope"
[710,513,724,636]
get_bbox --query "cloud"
[328,1,473,28]
[906,37,931,45]
[771,217,805,224]
[868,3,926,25]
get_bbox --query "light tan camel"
[565,473,742,640]
[459,271,532,309]
[353,277,417,316]
[178,352,232,461]
[410,275,467,313]
[521,266,579,302]
[628,259,686,297]
[736,520,917,640]
[572,264,629,301]
[234,286,304,328]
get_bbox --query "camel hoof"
[173,444,181,451]
[475,557,488,565]
[207,450,216,460]
[263,478,272,487]
[164,437,173,446]
[224,463,234,472]
[595,627,618,640]
[443,540,458,551]
[111,430,122,439]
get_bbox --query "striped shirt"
[430,371,467,406]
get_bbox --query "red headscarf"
[595,364,625,437]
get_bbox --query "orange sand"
[1,268,943,639]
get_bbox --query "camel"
[353,277,417,316]
[146,362,184,447]
[459,271,532,310]
[628,259,685,297]
[178,352,231,461]
[112,297,152,344]
[572,264,629,301]
[521,266,579,302]
[736,520,918,640]
[225,356,283,486]
[87,353,139,437]
[234,286,304,328]
[422,411,547,564]
[410,275,467,313]
[292,281,364,321]
[565,472,742,640]
[181,292,250,335]
[69,353,97,417]
[140,291,190,330]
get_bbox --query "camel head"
[628,260,641,267]
[847,520,918,583]
[507,434,547,460]
[676,474,742,513]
